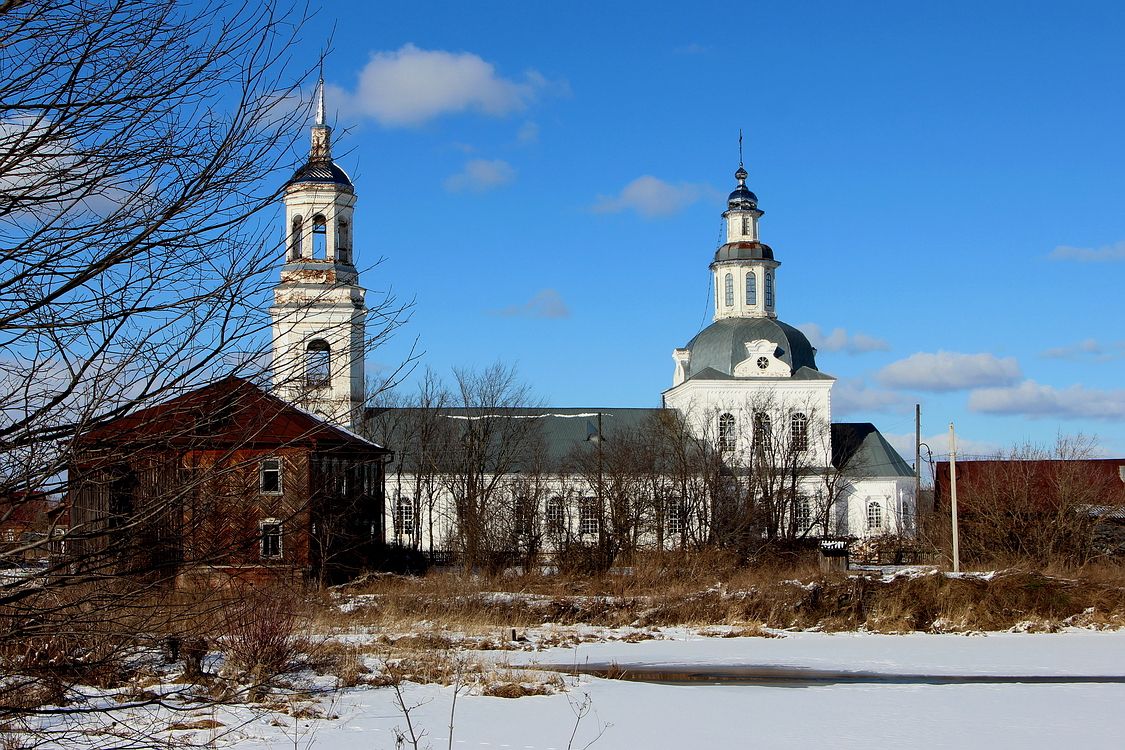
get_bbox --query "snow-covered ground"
[107,630,1125,750]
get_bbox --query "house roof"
[831,423,914,478]
[367,406,666,473]
[933,458,1125,511]
[79,376,388,454]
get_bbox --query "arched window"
[338,219,350,263]
[753,412,772,447]
[790,412,808,452]
[724,273,734,307]
[305,339,330,388]
[312,214,327,258]
[765,271,774,307]
[746,271,757,305]
[289,215,303,260]
[867,501,883,530]
[718,412,736,452]
[741,215,751,236]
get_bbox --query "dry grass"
[325,555,1125,635]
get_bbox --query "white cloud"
[831,378,908,416]
[799,323,890,354]
[1048,241,1125,262]
[968,380,1125,420]
[592,176,710,218]
[1040,338,1125,361]
[443,158,516,193]
[492,289,570,319]
[517,120,539,144]
[883,431,1003,466]
[877,351,1021,392]
[336,44,546,127]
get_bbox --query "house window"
[579,498,600,536]
[306,339,330,388]
[260,459,282,494]
[765,272,774,307]
[289,215,302,260]
[666,497,684,535]
[545,496,565,533]
[312,214,327,258]
[394,495,414,537]
[260,519,282,558]
[795,497,811,533]
[746,271,756,305]
[867,501,883,530]
[724,273,734,307]
[514,496,533,539]
[718,412,736,452]
[790,412,808,452]
[753,412,772,447]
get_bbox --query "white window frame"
[394,495,414,537]
[718,412,736,452]
[724,273,734,307]
[746,271,756,305]
[579,498,600,536]
[260,458,283,495]
[666,497,684,535]
[260,518,283,559]
[790,412,808,452]
[867,500,883,531]
[545,496,566,532]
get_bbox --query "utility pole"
[949,421,960,573]
[914,404,921,509]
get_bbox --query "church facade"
[268,92,916,561]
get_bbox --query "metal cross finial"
[738,128,743,167]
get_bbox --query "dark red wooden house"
[69,377,391,586]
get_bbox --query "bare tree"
[951,435,1116,567]
[0,0,378,739]
[442,363,544,573]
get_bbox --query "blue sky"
[279,1,1125,461]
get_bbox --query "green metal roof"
[831,423,914,478]
[682,317,819,380]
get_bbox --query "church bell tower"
[270,78,366,429]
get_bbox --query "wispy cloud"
[332,44,550,127]
[674,43,711,55]
[831,378,909,415]
[1040,338,1125,361]
[877,351,1021,392]
[516,120,539,144]
[492,289,570,319]
[1048,241,1125,262]
[592,176,711,218]
[443,158,516,193]
[968,380,1125,420]
[799,323,890,355]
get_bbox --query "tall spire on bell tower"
[311,73,332,162]
[269,69,367,430]
[710,135,780,321]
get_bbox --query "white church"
[270,83,916,558]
